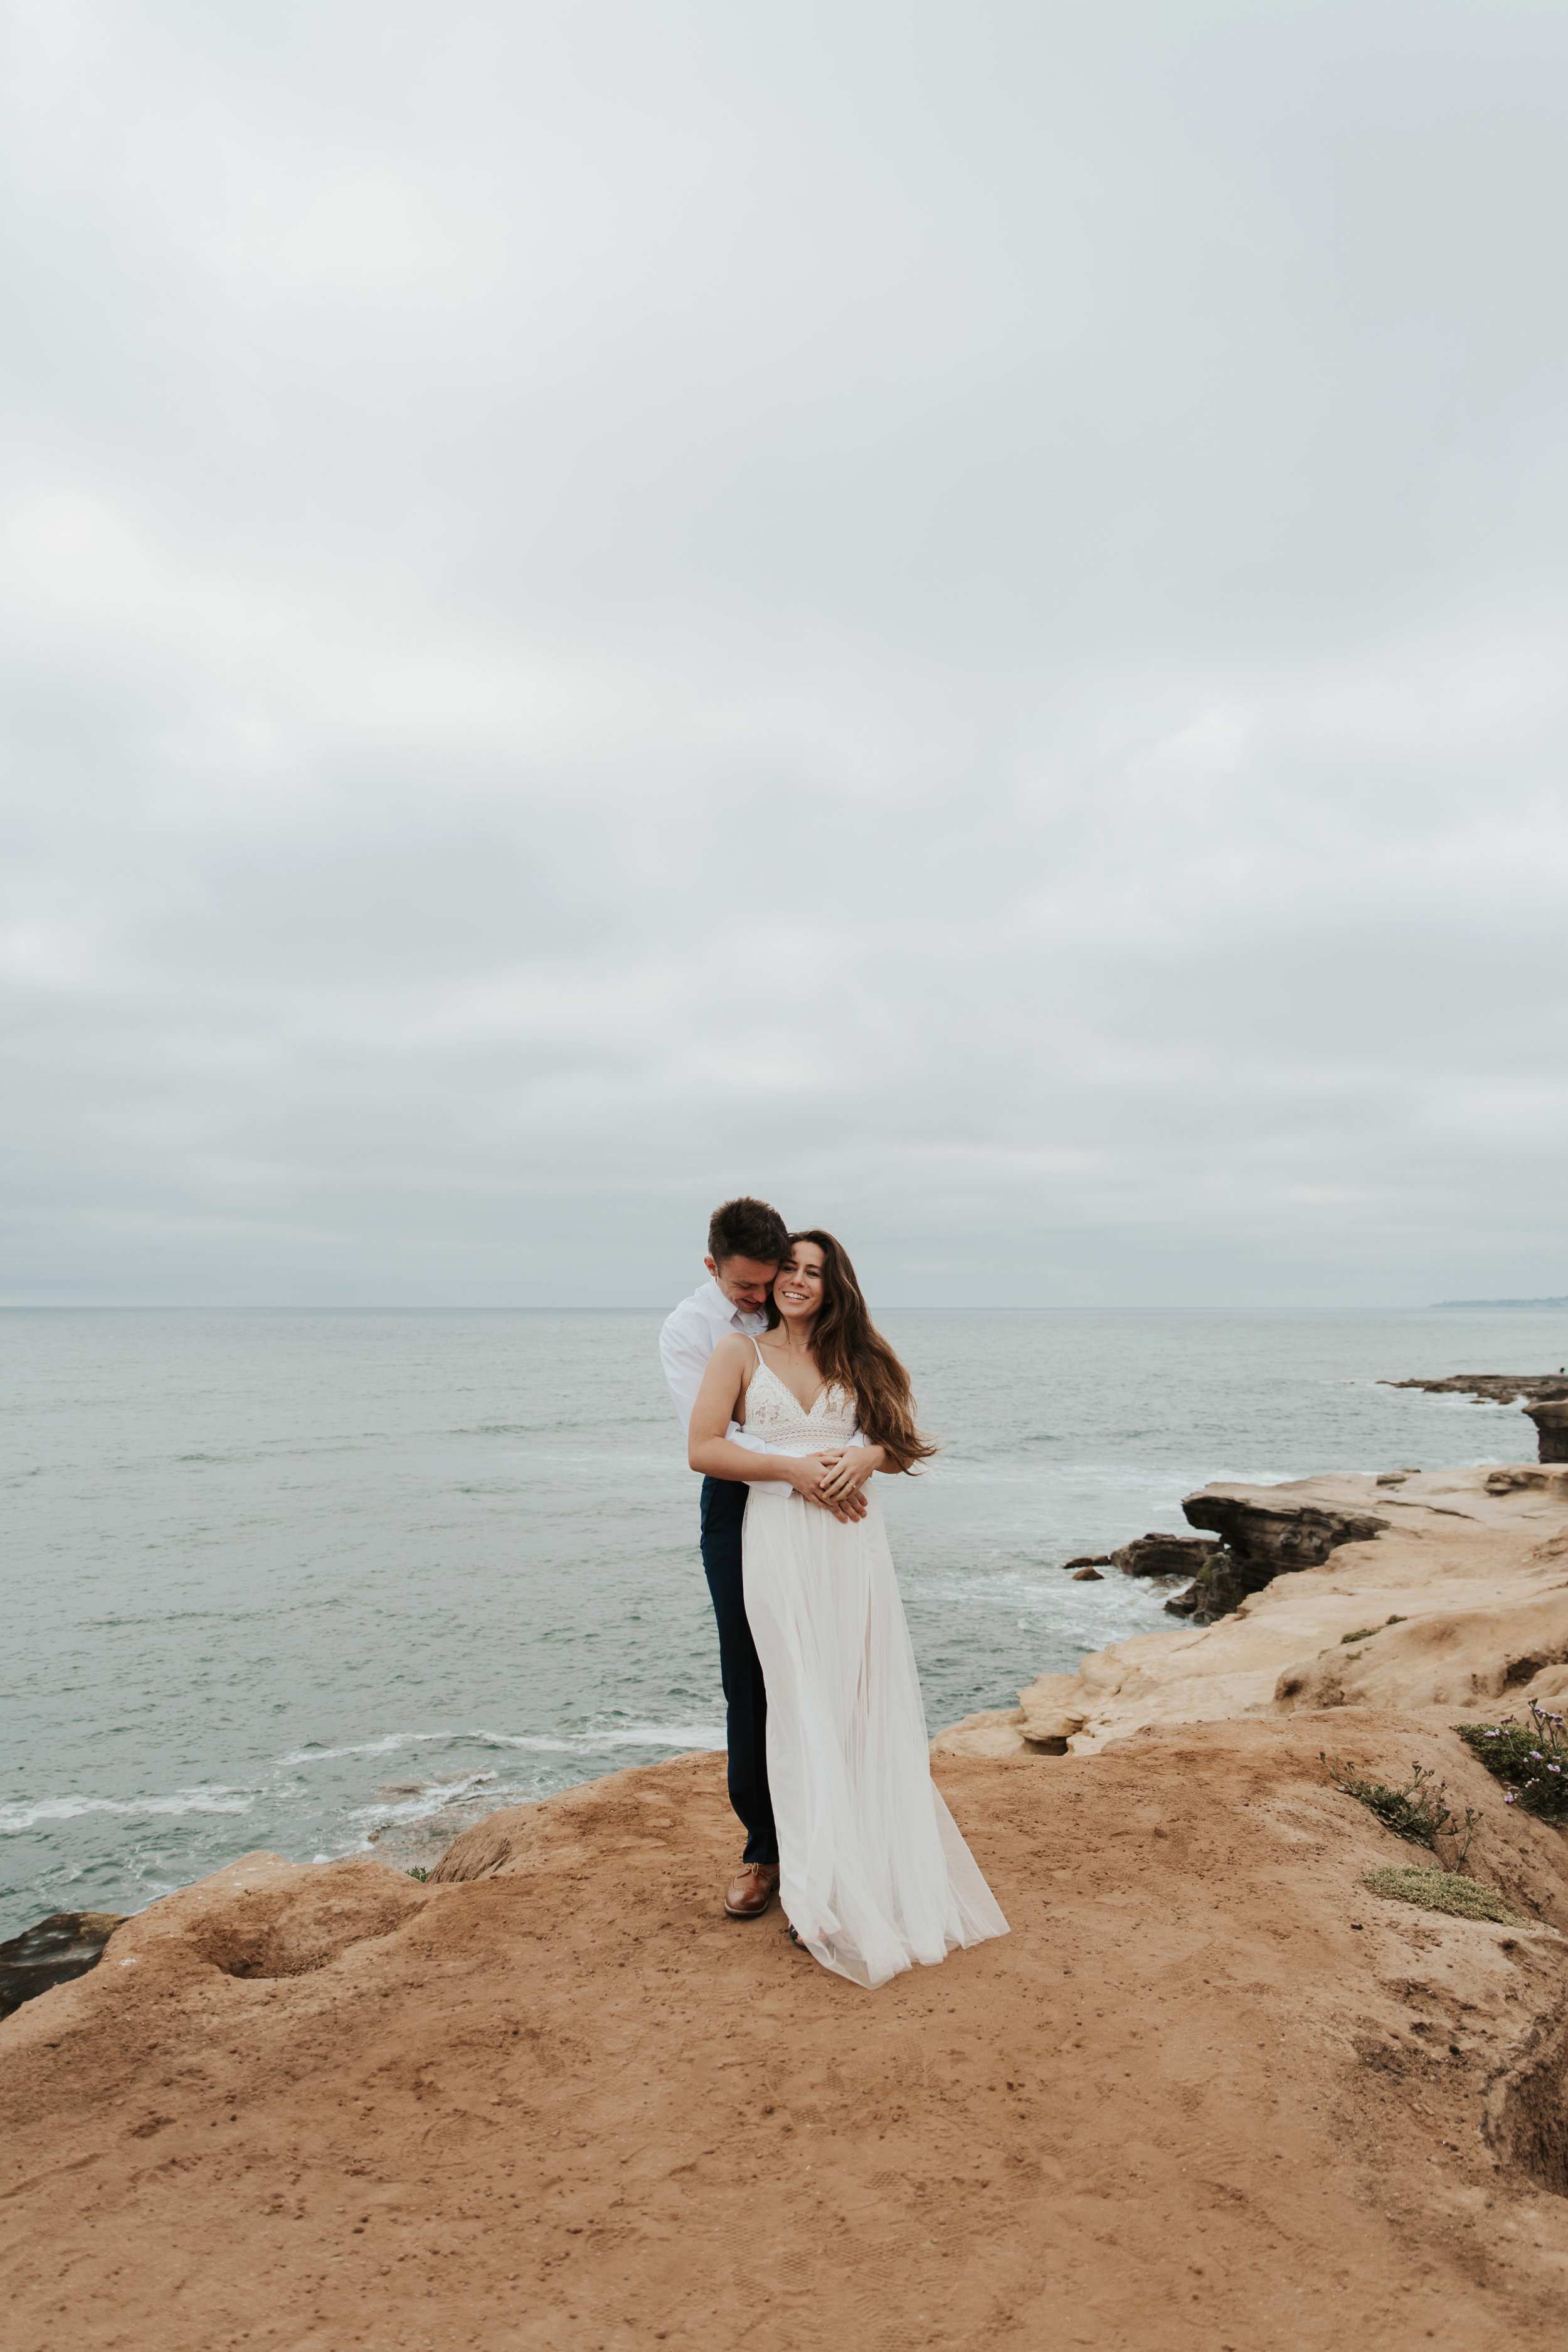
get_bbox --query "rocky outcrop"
[920,1705,1038,1758]
[931,1667,1101,1757]
[1165,1488,1389,1623]
[1383,1373,1568,1404]
[1110,1532,1219,1579]
[1182,1485,1391,1566]
[1384,1372,1568,1407]
[1527,1401,1568,1463]
[932,1465,1568,1762]
[0,1911,126,2021]
[1381,1374,1568,1465]
[1483,1466,1568,1495]
[1162,1551,1248,1619]
[1015,1671,1091,1750]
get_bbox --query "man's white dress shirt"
[659,1277,767,1445]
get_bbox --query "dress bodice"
[743,1351,858,1451]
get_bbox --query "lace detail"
[743,1353,857,1451]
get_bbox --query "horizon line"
[4,1300,1567,1317]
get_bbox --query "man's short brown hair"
[707,1196,789,1268]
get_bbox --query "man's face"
[705,1253,779,1314]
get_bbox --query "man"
[659,1195,867,1921]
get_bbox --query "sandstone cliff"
[9,1461,1568,2346]
[9,1723,1568,2346]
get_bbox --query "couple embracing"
[660,1197,1007,1990]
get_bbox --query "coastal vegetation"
[1321,1753,1480,1862]
[1458,1702,1568,1823]
[1340,1614,1407,1643]
[1361,1865,1517,1924]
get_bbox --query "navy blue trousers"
[699,1476,778,1868]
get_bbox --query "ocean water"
[4,1305,1564,1941]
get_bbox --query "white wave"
[0,1789,256,1833]
[348,1770,505,1827]
[469,1723,724,1752]
[277,1722,723,1769]
[273,1730,457,1766]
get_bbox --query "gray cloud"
[3,0,1565,1307]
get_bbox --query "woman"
[688,1230,1009,1989]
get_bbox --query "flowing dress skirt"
[743,1485,1009,1989]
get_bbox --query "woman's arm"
[687,1338,842,1503]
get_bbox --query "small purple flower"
[1506,1791,1519,1803]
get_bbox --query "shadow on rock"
[0,1911,127,2020]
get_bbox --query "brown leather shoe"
[723,1863,780,1919]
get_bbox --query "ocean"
[5,1304,1564,1940]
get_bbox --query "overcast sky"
[3,0,1565,1310]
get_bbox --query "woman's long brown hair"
[766,1229,937,1474]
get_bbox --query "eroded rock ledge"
[1168,1487,1389,1622]
[936,1462,1568,1759]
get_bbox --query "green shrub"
[406,1865,431,1882]
[1362,1867,1517,1924]
[1456,1703,1568,1824]
[1322,1753,1480,1860]
[1340,1614,1408,1646]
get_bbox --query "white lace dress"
[739,1349,1010,1989]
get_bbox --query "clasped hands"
[785,1446,881,1522]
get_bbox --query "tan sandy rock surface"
[9,1459,1568,2348]
[8,1710,1568,2348]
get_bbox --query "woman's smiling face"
[773,1242,826,1320]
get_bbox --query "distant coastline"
[1430,1295,1568,1308]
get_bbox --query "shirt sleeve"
[658,1302,712,1439]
